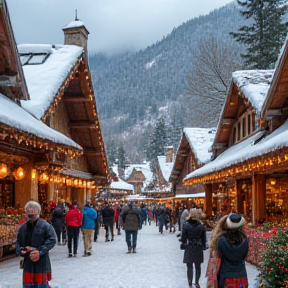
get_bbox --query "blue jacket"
[82,207,97,229]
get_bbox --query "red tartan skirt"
[222,276,248,288]
[23,271,51,285]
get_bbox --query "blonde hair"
[186,208,205,221]
[209,215,228,255]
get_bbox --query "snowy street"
[0,222,259,288]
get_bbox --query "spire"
[75,9,78,21]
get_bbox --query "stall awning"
[174,192,205,199]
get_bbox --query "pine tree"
[116,144,126,176]
[146,117,167,163]
[230,0,288,69]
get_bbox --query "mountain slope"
[89,1,246,163]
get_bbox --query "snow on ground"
[0,222,259,288]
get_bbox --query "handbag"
[206,251,221,288]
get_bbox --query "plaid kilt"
[219,276,248,288]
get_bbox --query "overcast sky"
[7,0,233,55]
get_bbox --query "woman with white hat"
[208,213,249,288]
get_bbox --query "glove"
[30,250,40,262]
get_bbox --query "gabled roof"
[169,127,216,183]
[19,44,83,120]
[0,0,29,100]
[110,178,134,192]
[184,118,288,184]
[124,163,154,186]
[212,70,274,153]
[17,43,109,180]
[157,155,174,182]
[261,35,288,121]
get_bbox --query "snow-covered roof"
[110,178,134,192]
[0,93,81,149]
[184,119,288,180]
[183,127,216,164]
[124,163,154,187]
[232,69,274,113]
[174,192,205,199]
[157,156,174,182]
[18,44,83,120]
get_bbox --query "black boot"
[195,269,201,288]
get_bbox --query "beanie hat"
[226,213,244,229]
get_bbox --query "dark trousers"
[125,230,138,250]
[104,221,114,239]
[186,262,201,285]
[158,216,165,233]
[67,226,80,255]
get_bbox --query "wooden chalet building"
[182,62,288,224]
[169,128,216,209]
[0,0,110,209]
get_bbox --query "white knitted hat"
[226,213,245,229]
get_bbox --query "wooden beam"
[221,118,235,125]
[70,121,96,129]
[64,97,91,102]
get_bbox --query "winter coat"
[65,206,83,227]
[102,205,115,225]
[82,207,97,229]
[181,220,206,264]
[217,235,249,286]
[51,207,64,232]
[121,204,141,231]
[16,218,56,284]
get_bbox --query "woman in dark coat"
[51,207,65,245]
[16,201,56,288]
[209,213,248,288]
[181,208,206,288]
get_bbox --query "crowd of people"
[15,199,249,288]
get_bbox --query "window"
[232,112,255,144]
[20,53,50,65]
[242,117,246,138]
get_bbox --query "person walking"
[82,203,97,256]
[93,204,100,242]
[181,208,206,288]
[208,213,249,288]
[121,200,141,253]
[101,201,115,242]
[155,204,166,233]
[65,201,83,257]
[51,206,65,245]
[16,200,57,288]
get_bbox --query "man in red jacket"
[65,201,83,257]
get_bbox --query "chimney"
[165,146,174,163]
[62,10,89,60]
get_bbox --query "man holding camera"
[16,200,56,288]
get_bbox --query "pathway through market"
[0,222,259,288]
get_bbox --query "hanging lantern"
[0,163,8,179]
[39,172,49,183]
[13,167,26,181]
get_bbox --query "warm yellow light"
[39,172,49,183]
[0,163,8,179]
[31,169,37,180]
[270,179,276,185]
[13,167,26,180]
